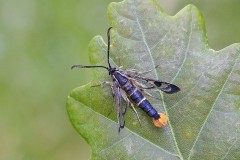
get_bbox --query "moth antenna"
[107,27,112,69]
[71,65,108,70]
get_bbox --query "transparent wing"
[113,80,125,132]
[124,72,180,94]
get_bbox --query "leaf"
[66,0,240,159]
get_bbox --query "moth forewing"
[123,73,180,94]
[153,81,180,94]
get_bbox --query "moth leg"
[139,88,160,100]
[125,68,138,73]
[125,68,144,75]
[91,81,115,116]
[118,66,123,69]
[130,102,141,126]
[91,81,112,87]
[126,67,158,75]
[120,90,141,126]
[137,69,154,75]
[127,69,148,76]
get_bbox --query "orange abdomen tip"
[152,113,168,128]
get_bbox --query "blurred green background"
[0,0,239,159]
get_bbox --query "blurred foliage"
[159,0,240,49]
[0,0,239,160]
[0,0,118,159]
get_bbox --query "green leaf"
[66,0,240,159]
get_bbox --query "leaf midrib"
[132,2,197,160]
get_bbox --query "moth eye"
[154,81,162,87]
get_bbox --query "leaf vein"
[187,52,240,160]
[133,2,183,159]
[221,137,239,160]
[99,133,132,154]
[171,10,193,83]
